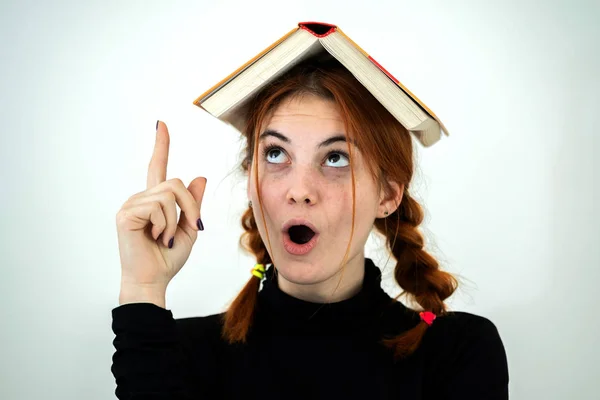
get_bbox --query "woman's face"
[248,94,401,302]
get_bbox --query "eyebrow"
[259,129,353,148]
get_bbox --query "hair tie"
[419,311,436,326]
[251,264,266,280]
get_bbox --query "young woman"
[112,58,509,399]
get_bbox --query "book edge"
[335,27,449,137]
[192,26,299,109]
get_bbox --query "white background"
[0,0,598,399]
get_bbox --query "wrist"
[119,282,167,308]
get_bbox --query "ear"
[377,181,404,218]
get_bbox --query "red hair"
[221,55,458,360]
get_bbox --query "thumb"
[188,176,207,204]
[177,177,207,236]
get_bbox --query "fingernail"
[156,120,159,130]
[197,218,204,231]
[168,237,174,248]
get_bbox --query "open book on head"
[193,22,448,147]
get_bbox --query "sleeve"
[111,303,199,400]
[441,316,510,400]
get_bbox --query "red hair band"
[419,311,436,326]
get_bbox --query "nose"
[286,168,318,206]
[288,196,314,205]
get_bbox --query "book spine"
[298,22,337,38]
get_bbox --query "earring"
[383,210,389,216]
[248,201,252,208]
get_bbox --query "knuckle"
[124,191,144,207]
[127,189,144,201]
[151,201,163,213]
[122,196,134,207]
[163,191,176,203]
[168,177,184,188]
[115,208,133,226]
[115,209,126,224]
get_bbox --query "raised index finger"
[147,120,170,189]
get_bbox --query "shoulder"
[422,310,507,366]
[420,311,510,398]
[384,304,506,360]
[174,312,226,344]
[426,310,503,346]
[170,312,231,375]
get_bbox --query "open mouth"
[287,225,316,244]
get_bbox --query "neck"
[276,252,366,304]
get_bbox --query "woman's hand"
[115,121,206,307]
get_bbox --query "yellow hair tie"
[251,263,266,279]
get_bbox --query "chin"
[273,256,328,285]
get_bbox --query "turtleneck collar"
[255,258,401,336]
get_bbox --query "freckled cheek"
[322,181,352,210]
[257,176,286,203]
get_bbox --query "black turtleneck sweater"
[111,258,509,399]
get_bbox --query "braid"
[221,207,270,344]
[375,190,458,360]
[239,207,272,265]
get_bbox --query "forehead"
[265,95,345,135]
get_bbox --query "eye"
[324,151,350,168]
[262,144,288,164]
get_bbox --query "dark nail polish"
[197,218,204,231]
[156,120,159,130]
[168,237,174,248]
